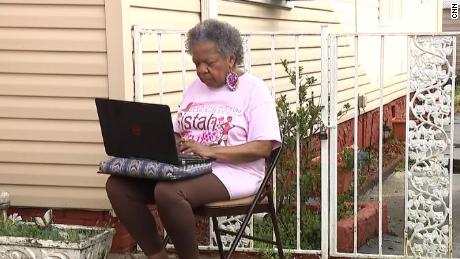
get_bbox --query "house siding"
[0,0,109,209]
[217,0,438,121]
[129,0,201,111]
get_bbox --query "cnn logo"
[452,3,459,19]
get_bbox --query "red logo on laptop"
[131,123,141,136]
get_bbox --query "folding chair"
[163,145,284,259]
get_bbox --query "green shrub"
[257,58,350,256]
[0,210,103,242]
[340,147,354,172]
[0,219,100,242]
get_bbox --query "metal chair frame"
[163,146,284,259]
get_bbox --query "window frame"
[232,0,294,9]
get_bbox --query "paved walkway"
[359,114,460,257]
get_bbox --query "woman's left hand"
[178,139,213,158]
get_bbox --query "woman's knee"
[106,176,155,204]
[154,182,186,208]
[105,176,123,199]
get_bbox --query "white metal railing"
[132,24,325,257]
[132,24,458,258]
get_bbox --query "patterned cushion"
[98,157,212,180]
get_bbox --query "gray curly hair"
[186,19,244,66]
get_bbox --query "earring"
[225,70,238,91]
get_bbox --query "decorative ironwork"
[213,216,251,248]
[406,35,454,258]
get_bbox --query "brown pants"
[106,173,230,259]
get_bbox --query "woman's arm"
[179,140,273,163]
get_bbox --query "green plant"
[275,59,350,209]
[0,209,103,242]
[269,58,351,253]
[257,245,293,259]
[300,169,321,199]
[254,206,321,251]
[337,188,354,220]
[358,174,366,189]
[395,159,405,172]
[0,219,99,242]
[340,147,354,172]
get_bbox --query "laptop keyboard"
[178,154,213,166]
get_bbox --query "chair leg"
[269,197,284,259]
[226,213,254,259]
[212,217,225,259]
[162,233,170,248]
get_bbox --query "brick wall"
[337,96,406,152]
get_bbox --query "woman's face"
[191,41,235,88]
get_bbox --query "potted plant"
[0,192,114,259]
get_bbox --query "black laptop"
[95,98,212,166]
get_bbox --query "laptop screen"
[95,98,180,165]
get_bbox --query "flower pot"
[391,118,405,141]
[0,224,114,259]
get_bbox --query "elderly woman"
[106,19,281,259]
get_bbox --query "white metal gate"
[322,28,457,258]
[132,25,458,258]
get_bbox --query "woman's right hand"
[174,134,182,150]
[178,139,213,159]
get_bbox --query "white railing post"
[449,35,456,258]
[270,33,277,245]
[294,34,301,251]
[157,32,164,104]
[352,34,359,254]
[180,33,187,95]
[330,33,338,257]
[320,25,330,259]
[404,35,410,257]
[133,25,144,102]
[378,35,385,256]
[242,35,252,73]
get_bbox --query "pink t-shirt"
[173,73,281,199]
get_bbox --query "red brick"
[337,202,389,253]
[337,171,353,193]
[62,209,107,221]
[337,96,406,152]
